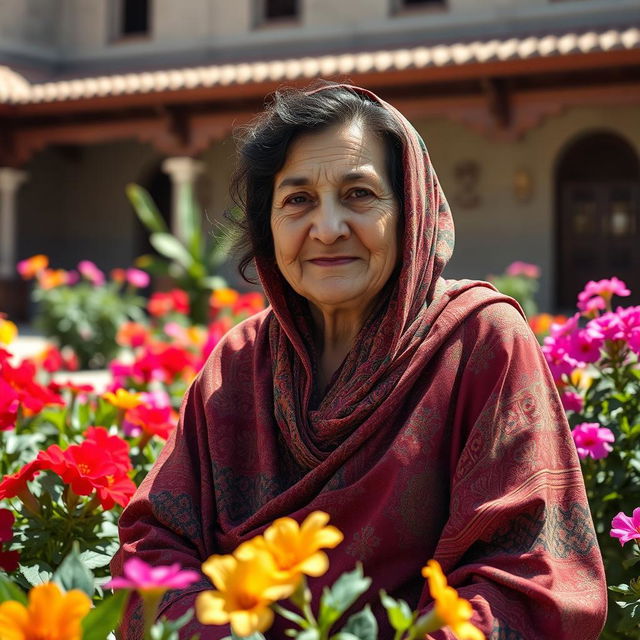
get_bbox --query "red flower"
[85,426,132,473]
[0,508,14,542]
[0,460,42,500]
[36,429,135,510]
[0,378,20,430]
[0,509,19,572]
[148,289,190,317]
[38,443,115,496]
[95,474,137,510]
[0,356,64,425]
[124,404,178,440]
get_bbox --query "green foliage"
[33,278,145,369]
[127,183,231,324]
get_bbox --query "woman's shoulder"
[197,307,273,378]
[442,278,532,340]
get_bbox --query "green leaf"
[81,589,129,640]
[339,605,378,640]
[318,564,372,631]
[230,630,267,640]
[295,630,320,640]
[18,563,53,588]
[330,634,360,640]
[176,183,202,260]
[379,590,414,632]
[127,184,169,234]
[150,233,195,271]
[52,543,95,597]
[0,574,28,604]
[202,276,228,291]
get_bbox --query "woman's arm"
[421,302,607,639]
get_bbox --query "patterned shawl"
[112,85,606,639]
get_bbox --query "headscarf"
[113,85,606,640]
[258,84,458,468]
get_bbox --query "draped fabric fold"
[112,85,606,639]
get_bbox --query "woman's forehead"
[275,122,388,186]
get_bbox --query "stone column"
[161,156,204,243]
[0,168,27,278]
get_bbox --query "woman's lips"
[308,257,357,266]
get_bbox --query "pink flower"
[105,557,200,592]
[571,422,615,460]
[566,328,604,364]
[560,391,583,413]
[126,268,150,288]
[578,277,630,309]
[505,261,540,279]
[611,508,640,546]
[578,296,606,316]
[77,260,105,286]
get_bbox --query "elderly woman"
[113,84,607,639]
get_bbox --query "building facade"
[0,0,639,315]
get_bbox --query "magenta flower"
[566,328,604,364]
[611,508,640,546]
[505,261,540,279]
[126,268,150,288]
[78,260,105,286]
[571,422,615,460]
[105,558,200,593]
[578,277,630,310]
[560,391,583,413]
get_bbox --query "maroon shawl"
[112,86,606,639]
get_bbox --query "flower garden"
[1,253,640,639]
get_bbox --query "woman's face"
[270,121,400,317]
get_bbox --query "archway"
[555,131,640,308]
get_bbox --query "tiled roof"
[1,26,638,105]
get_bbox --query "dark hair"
[229,82,405,283]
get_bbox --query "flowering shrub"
[542,278,640,637]
[17,255,147,369]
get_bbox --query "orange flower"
[16,255,48,279]
[237,510,343,581]
[419,560,484,640]
[210,288,240,308]
[0,582,91,640]
[37,269,68,290]
[196,549,297,637]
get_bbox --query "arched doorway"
[555,132,640,308]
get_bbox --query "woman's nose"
[308,200,350,244]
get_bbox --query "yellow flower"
[570,368,594,391]
[0,582,91,640]
[196,549,297,637]
[102,388,143,410]
[238,510,343,581]
[0,318,18,345]
[210,288,239,308]
[420,560,484,640]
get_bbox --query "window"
[114,0,150,38]
[396,0,445,9]
[257,0,299,25]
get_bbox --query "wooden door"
[559,182,640,308]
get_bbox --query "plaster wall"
[415,104,640,311]
[17,141,160,272]
[1,0,639,67]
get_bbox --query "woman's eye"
[284,194,309,205]
[348,188,373,199]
